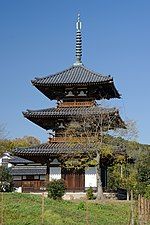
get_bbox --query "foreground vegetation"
[0,193,131,225]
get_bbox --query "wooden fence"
[137,194,150,225]
[129,192,150,225]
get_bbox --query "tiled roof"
[10,156,34,164]
[23,106,125,130]
[23,106,118,118]
[14,143,83,155]
[11,166,47,175]
[14,142,126,156]
[32,65,113,86]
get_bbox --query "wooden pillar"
[141,197,144,225]
[46,163,50,183]
[130,190,134,225]
[105,166,107,189]
[101,166,107,189]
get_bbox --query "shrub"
[47,179,66,200]
[86,186,94,200]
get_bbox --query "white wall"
[49,167,61,181]
[7,163,12,168]
[13,176,22,180]
[1,155,12,168]
[85,167,97,188]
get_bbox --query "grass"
[0,192,132,225]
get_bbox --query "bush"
[86,186,94,200]
[47,179,66,200]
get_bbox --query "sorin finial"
[74,14,83,66]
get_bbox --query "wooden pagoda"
[14,15,124,192]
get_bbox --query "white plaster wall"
[49,167,61,181]
[13,176,22,180]
[1,155,12,168]
[15,187,22,193]
[85,167,97,188]
[7,163,12,168]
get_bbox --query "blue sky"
[0,0,150,144]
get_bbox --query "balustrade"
[58,101,95,108]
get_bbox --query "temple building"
[14,15,124,192]
[0,152,47,192]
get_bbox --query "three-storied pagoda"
[14,15,124,192]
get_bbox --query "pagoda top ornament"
[30,14,121,101]
[74,14,83,66]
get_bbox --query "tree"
[11,136,41,148]
[61,109,125,200]
[106,134,150,200]
[110,120,138,141]
[0,136,40,156]
[0,123,8,140]
[0,166,13,192]
[135,146,150,196]
[0,139,11,156]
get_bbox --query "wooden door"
[62,169,85,191]
[22,181,34,192]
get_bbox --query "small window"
[23,175,34,180]
[40,175,46,180]
[34,175,39,180]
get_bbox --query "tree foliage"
[60,110,125,200]
[107,138,150,197]
[0,136,40,156]
[0,166,13,192]
[61,115,149,199]
[0,123,8,140]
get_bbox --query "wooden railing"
[58,101,95,108]
[49,137,82,143]
[48,136,96,143]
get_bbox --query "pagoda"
[14,15,124,192]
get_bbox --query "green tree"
[61,111,125,200]
[0,166,13,192]
[0,136,40,156]
[107,137,150,199]
[12,136,41,148]
[0,139,12,156]
[135,148,150,196]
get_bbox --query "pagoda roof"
[14,142,126,157]
[23,106,125,130]
[24,106,119,117]
[31,65,120,100]
[32,65,113,86]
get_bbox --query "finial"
[76,14,81,30]
[74,14,83,66]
